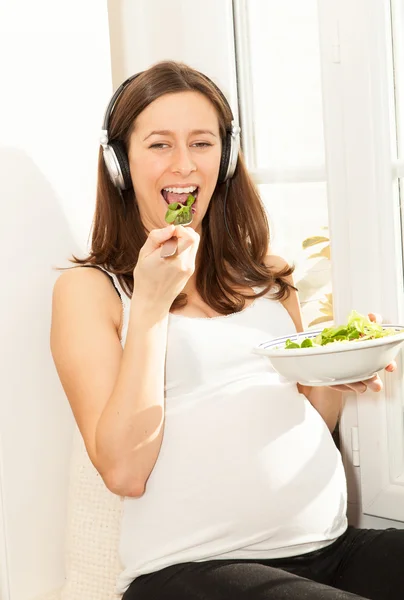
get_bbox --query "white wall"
[0,1,240,598]
[0,1,113,598]
[107,0,239,119]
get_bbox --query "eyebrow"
[143,129,217,141]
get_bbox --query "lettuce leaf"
[283,310,398,349]
[165,194,195,225]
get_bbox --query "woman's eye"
[149,142,212,149]
[192,142,212,148]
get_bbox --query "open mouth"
[161,186,199,213]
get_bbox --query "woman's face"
[128,90,222,232]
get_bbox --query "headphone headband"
[100,73,143,145]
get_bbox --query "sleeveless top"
[87,266,348,594]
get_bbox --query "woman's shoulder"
[264,254,293,281]
[263,254,302,332]
[52,266,123,332]
[53,265,113,294]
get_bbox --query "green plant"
[309,293,333,327]
[300,227,334,327]
[302,234,330,260]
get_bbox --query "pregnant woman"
[51,60,402,600]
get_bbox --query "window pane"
[245,0,325,170]
[259,183,332,328]
[391,0,404,279]
[392,0,404,160]
[390,0,404,418]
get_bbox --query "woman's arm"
[265,254,342,433]
[51,267,169,497]
[299,386,342,433]
[51,225,199,498]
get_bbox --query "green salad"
[165,194,195,225]
[283,310,399,350]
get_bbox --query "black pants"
[123,527,404,599]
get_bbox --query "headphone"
[100,71,241,191]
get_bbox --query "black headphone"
[100,71,241,191]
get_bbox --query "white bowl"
[253,325,404,386]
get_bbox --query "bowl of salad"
[253,310,404,386]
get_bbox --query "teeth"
[163,186,197,194]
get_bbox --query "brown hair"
[72,60,295,313]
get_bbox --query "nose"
[171,144,197,176]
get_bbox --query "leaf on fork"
[165,194,195,225]
[165,209,182,223]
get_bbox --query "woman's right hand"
[133,224,200,311]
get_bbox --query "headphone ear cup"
[108,141,132,191]
[218,133,232,184]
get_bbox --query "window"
[234,0,404,526]
[233,0,332,327]
[391,0,404,275]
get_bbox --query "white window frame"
[318,0,404,525]
[233,0,404,525]
[233,0,328,184]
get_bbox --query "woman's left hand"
[328,313,397,394]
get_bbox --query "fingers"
[144,225,176,253]
[142,224,199,265]
[385,360,397,372]
[330,375,383,394]
[347,374,382,393]
[175,226,200,255]
[328,384,352,393]
[368,312,383,324]
[330,361,396,394]
[330,382,372,393]
[144,225,199,255]
[141,224,199,260]
[360,375,383,393]
[346,381,370,394]
[329,382,369,393]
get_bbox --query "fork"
[160,205,194,258]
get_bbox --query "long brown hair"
[72,60,295,313]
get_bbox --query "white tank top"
[95,268,347,594]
